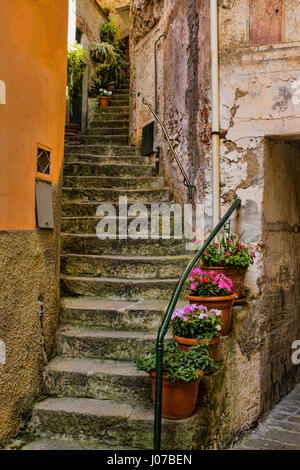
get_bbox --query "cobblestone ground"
[234,384,300,450]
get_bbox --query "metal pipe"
[153,198,241,450]
[154,34,165,114]
[210,0,220,227]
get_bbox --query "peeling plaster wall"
[131,0,300,447]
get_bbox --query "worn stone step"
[84,135,129,146]
[43,357,152,406]
[86,127,129,136]
[22,438,131,450]
[96,106,129,114]
[61,233,186,256]
[62,176,164,190]
[92,113,129,122]
[64,145,140,156]
[63,154,149,165]
[63,162,154,177]
[60,275,180,300]
[56,328,158,360]
[110,93,129,100]
[114,88,129,94]
[61,200,176,217]
[30,397,195,449]
[89,119,129,129]
[60,214,180,234]
[61,254,189,279]
[59,298,183,331]
[62,187,171,204]
[110,99,129,106]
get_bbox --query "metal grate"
[37,147,51,175]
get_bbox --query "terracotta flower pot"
[98,96,110,107]
[186,294,237,336]
[149,372,202,419]
[199,266,248,298]
[173,335,221,361]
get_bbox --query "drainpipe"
[210,0,220,227]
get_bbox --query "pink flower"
[190,282,198,291]
[225,252,230,256]
[193,239,202,244]
[183,316,188,322]
[203,251,207,255]
[227,240,231,244]
[251,251,256,258]
[214,243,219,247]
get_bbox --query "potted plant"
[186,269,236,335]
[67,42,87,127]
[64,123,80,136]
[98,89,112,107]
[135,340,218,420]
[171,304,222,360]
[194,223,256,298]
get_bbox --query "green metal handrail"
[153,198,241,450]
[138,91,195,200]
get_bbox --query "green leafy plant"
[196,223,256,268]
[100,20,120,45]
[171,304,222,340]
[135,339,218,382]
[67,42,87,96]
[188,268,234,297]
[89,41,118,64]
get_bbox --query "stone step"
[61,254,189,279]
[64,145,140,156]
[92,113,129,122]
[61,200,176,217]
[110,99,129,106]
[63,154,149,165]
[61,233,186,256]
[110,93,129,100]
[63,162,154,177]
[60,214,180,234]
[62,187,171,204]
[60,275,180,300]
[22,438,131,450]
[84,135,129,146]
[62,176,164,189]
[89,119,129,129]
[56,328,158,360]
[59,298,184,331]
[86,127,129,136]
[43,357,152,406]
[30,397,194,449]
[96,106,129,114]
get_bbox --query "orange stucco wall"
[0,0,69,230]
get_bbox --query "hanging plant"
[100,20,120,45]
[89,42,118,64]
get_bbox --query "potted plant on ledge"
[171,304,222,360]
[195,223,256,299]
[98,88,112,107]
[135,339,218,420]
[186,269,237,335]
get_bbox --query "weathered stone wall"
[131,0,300,447]
[0,178,62,445]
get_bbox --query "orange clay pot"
[149,372,202,419]
[173,335,221,361]
[98,96,110,107]
[186,294,237,336]
[199,266,248,299]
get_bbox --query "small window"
[37,147,51,175]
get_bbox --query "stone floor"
[234,384,300,450]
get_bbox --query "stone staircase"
[26,82,199,450]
